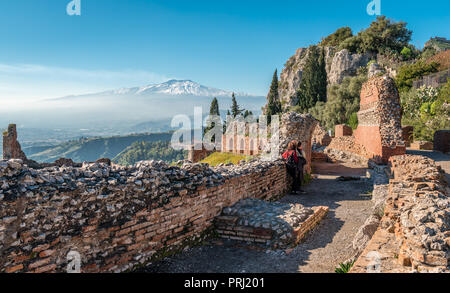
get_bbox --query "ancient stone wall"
[351,155,450,273]
[0,159,290,273]
[354,76,406,164]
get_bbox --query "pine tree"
[296,45,327,112]
[231,93,242,118]
[265,69,282,123]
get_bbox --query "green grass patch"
[200,152,249,167]
[302,173,313,186]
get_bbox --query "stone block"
[335,125,353,137]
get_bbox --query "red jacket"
[282,150,299,163]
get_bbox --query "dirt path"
[143,162,373,273]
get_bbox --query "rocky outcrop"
[328,49,371,84]
[367,62,385,78]
[278,46,370,108]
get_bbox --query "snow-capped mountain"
[89,80,255,98]
[35,79,266,130]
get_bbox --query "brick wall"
[0,159,290,273]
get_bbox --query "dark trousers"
[287,167,302,192]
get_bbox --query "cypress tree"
[296,45,327,112]
[265,69,282,123]
[231,93,242,118]
[204,97,221,139]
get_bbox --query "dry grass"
[200,152,248,167]
[427,50,450,71]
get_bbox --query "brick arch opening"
[249,140,254,156]
[228,138,234,153]
[240,139,245,154]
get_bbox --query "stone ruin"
[354,76,406,163]
[352,155,450,273]
[221,119,266,156]
[434,130,450,154]
[0,113,330,273]
[311,124,331,148]
[2,124,27,162]
[215,198,328,249]
[277,112,318,173]
[325,76,406,165]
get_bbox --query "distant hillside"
[27,132,175,163]
[113,141,186,166]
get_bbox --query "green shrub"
[348,112,358,130]
[340,16,412,55]
[335,260,355,273]
[320,27,353,47]
[400,47,413,60]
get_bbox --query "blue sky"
[0,0,449,103]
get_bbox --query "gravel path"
[144,162,373,273]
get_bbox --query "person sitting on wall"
[282,140,307,195]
